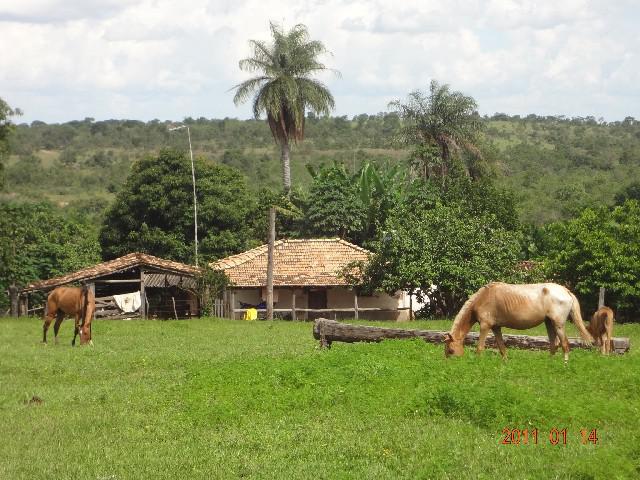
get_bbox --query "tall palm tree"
[390,80,484,184]
[232,22,336,194]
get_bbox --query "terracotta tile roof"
[211,238,371,287]
[22,253,199,292]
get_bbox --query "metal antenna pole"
[187,126,198,267]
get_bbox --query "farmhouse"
[213,238,411,321]
[19,252,200,319]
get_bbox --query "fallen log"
[312,319,630,354]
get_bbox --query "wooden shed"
[212,238,411,321]
[20,253,200,319]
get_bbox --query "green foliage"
[360,178,523,316]
[0,201,100,309]
[304,163,367,243]
[390,80,484,183]
[251,188,306,242]
[195,265,231,316]
[541,200,640,318]
[303,161,404,246]
[99,149,257,263]
[233,22,337,192]
[0,97,21,189]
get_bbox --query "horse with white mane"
[444,282,593,361]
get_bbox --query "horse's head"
[79,324,92,345]
[444,332,464,357]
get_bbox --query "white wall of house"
[229,286,409,320]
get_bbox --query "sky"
[1,0,638,124]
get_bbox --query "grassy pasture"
[1,317,639,479]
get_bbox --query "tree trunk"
[281,142,291,194]
[312,319,631,354]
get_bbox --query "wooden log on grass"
[312,318,630,354]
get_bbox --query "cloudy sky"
[1,0,638,123]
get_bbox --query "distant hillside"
[3,114,640,225]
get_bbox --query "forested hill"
[4,113,640,225]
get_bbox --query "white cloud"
[0,0,638,122]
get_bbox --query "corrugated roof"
[22,253,199,292]
[211,238,371,287]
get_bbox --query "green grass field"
[1,317,639,479]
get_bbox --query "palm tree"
[232,22,336,194]
[390,80,483,184]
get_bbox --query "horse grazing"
[588,306,614,354]
[444,282,593,361]
[43,286,95,346]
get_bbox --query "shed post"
[140,269,146,319]
[19,294,28,316]
[9,285,19,317]
[89,283,96,320]
[598,287,605,309]
[292,289,296,321]
[230,290,236,320]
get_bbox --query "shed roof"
[22,252,199,292]
[211,238,371,287]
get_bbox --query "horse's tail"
[80,284,90,328]
[567,290,593,345]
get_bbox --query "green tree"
[541,200,640,318]
[0,98,22,189]
[356,179,523,317]
[0,201,100,310]
[100,149,257,263]
[232,22,337,194]
[304,163,366,243]
[390,80,484,184]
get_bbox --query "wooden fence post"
[354,292,359,321]
[598,287,605,309]
[140,269,146,319]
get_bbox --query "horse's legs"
[554,323,570,362]
[544,318,558,355]
[476,322,491,354]
[42,311,56,343]
[605,321,613,355]
[72,314,80,347]
[492,326,507,359]
[53,312,64,345]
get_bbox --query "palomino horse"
[444,282,593,361]
[43,286,95,346]
[588,306,614,354]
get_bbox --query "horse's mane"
[450,284,492,338]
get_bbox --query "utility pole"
[168,124,198,266]
[266,206,276,320]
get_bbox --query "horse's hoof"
[89,340,94,347]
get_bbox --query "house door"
[308,289,327,312]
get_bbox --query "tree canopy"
[0,201,100,310]
[99,149,257,263]
[540,199,640,318]
[356,177,526,316]
[233,22,337,193]
[0,97,21,189]
[390,80,484,183]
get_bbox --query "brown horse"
[43,286,95,346]
[444,282,593,361]
[588,306,614,354]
